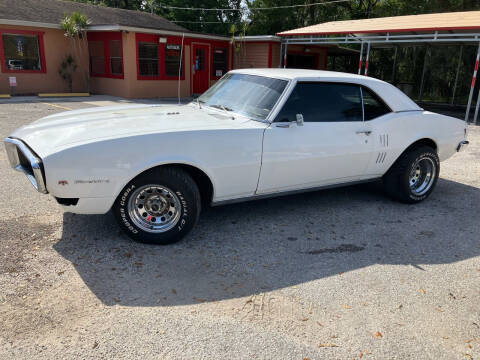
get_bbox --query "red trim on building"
[135,32,186,81]
[87,31,124,79]
[0,28,47,74]
[135,33,229,82]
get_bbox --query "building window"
[109,40,123,75]
[212,48,227,78]
[2,33,42,71]
[88,41,105,74]
[138,42,158,76]
[165,44,183,77]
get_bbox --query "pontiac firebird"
[4,69,469,244]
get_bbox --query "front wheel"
[113,167,201,245]
[383,146,440,204]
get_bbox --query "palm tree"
[61,12,90,92]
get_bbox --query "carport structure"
[277,11,480,124]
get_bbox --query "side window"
[276,82,363,122]
[362,87,391,120]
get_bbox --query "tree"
[152,0,244,35]
[61,11,90,92]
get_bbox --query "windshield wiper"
[210,104,233,112]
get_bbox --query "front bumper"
[457,140,470,152]
[4,137,48,194]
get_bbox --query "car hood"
[9,103,259,157]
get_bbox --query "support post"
[451,45,463,105]
[364,42,371,76]
[464,42,480,123]
[418,45,430,102]
[283,42,288,68]
[358,42,364,75]
[391,46,398,84]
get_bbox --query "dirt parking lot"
[0,98,479,359]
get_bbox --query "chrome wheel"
[128,185,181,233]
[409,157,436,196]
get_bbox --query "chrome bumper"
[4,137,48,194]
[457,140,469,152]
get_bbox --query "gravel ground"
[0,98,479,359]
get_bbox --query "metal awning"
[277,11,480,37]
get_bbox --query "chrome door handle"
[275,123,291,128]
[356,130,372,135]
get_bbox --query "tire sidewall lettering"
[175,190,189,232]
[119,185,138,234]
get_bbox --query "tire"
[113,167,201,245]
[383,146,440,204]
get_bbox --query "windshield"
[197,73,288,121]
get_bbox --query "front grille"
[17,148,34,177]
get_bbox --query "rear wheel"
[383,146,440,203]
[113,167,201,245]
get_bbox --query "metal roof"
[278,10,480,36]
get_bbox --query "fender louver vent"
[376,152,387,163]
[379,134,389,147]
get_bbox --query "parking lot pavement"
[0,98,479,359]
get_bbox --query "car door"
[257,81,375,194]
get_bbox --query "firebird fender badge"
[58,180,68,186]
[74,179,110,184]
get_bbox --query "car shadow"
[53,178,480,307]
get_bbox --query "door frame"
[191,42,211,95]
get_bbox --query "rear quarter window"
[362,87,392,120]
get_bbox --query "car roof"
[229,68,372,81]
[228,68,422,112]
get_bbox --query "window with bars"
[138,42,158,76]
[165,44,183,77]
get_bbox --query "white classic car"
[4,69,469,244]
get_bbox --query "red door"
[192,44,209,94]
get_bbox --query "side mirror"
[296,113,304,126]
